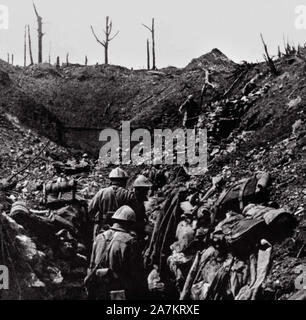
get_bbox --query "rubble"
[53,160,91,176]
[1,47,306,301]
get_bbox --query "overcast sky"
[0,0,305,68]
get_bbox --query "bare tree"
[200,69,215,106]
[56,56,60,69]
[146,39,150,70]
[297,43,302,56]
[27,25,34,65]
[260,34,278,75]
[283,35,287,54]
[33,2,44,63]
[48,42,51,64]
[90,16,119,65]
[24,25,27,67]
[278,46,282,58]
[143,18,156,70]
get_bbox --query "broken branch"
[90,25,105,47]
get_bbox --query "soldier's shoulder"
[103,186,115,193]
[93,186,112,196]
[116,187,136,202]
[113,230,136,243]
[95,229,113,242]
[116,186,134,195]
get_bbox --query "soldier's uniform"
[88,185,136,237]
[89,206,147,300]
[89,170,151,240]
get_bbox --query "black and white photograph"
[0,0,305,306]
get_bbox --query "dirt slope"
[0,49,236,154]
[0,47,305,300]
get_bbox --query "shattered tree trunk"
[33,3,44,63]
[7,53,9,64]
[297,44,302,56]
[147,39,150,70]
[48,43,51,64]
[104,17,109,65]
[85,55,88,66]
[56,56,60,69]
[152,18,156,70]
[90,16,119,65]
[24,25,27,67]
[260,34,278,75]
[143,18,156,70]
[11,54,14,65]
[278,46,282,58]
[66,53,69,66]
[27,25,34,66]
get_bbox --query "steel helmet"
[109,167,129,180]
[111,205,136,222]
[133,175,153,188]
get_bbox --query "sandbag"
[190,244,271,300]
[167,251,193,294]
[9,201,90,249]
[243,204,290,224]
[235,240,272,300]
[213,172,270,222]
[212,213,266,257]
[205,264,233,300]
[170,220,195,253]
[243,204,296,242]
[190,247,224,299]
[226,219,266,252]
[10,203,58,244]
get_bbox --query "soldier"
[132,175,153,240]
[87,205,147,300]
[179,94,201,129]
[88,167,134,239]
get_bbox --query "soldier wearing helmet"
[88,167,136,239]
[133,174,153,189]
[88,206,147,300]
[131,175,153,240]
